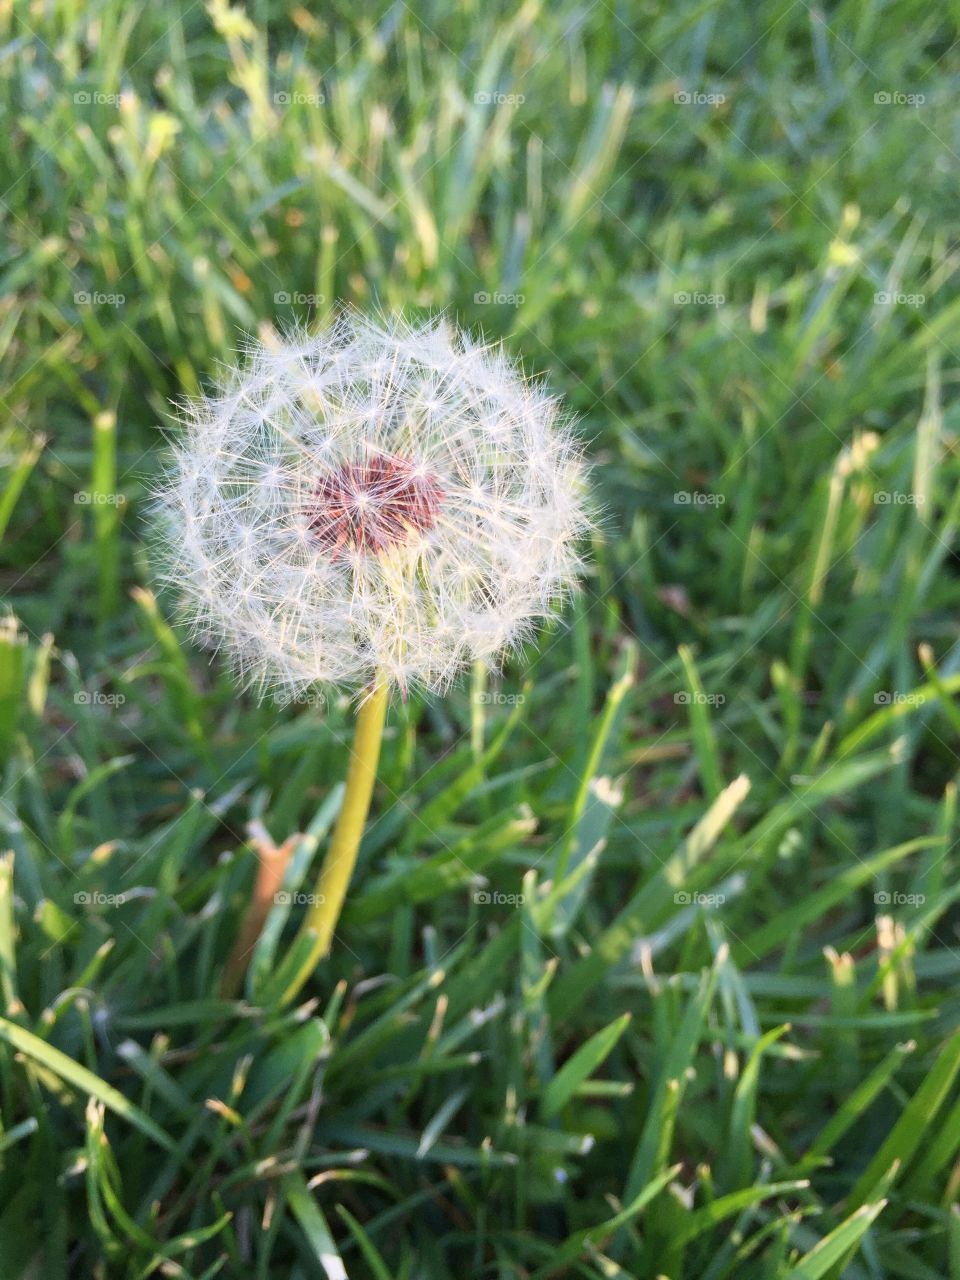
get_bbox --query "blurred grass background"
[2,0,960,1276]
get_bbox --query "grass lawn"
[2,0,960,1275]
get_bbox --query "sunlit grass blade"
[784,1200,888,1278]
[0,1016,177,1153]
[846,1028,960,1212]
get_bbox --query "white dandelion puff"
[152,311,592,699]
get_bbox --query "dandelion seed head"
[152,311,591,699]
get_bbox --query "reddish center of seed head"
[307,453,444,558]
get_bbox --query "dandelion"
[153,311,590,998]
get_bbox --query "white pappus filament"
[152,311,591,700]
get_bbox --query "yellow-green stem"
[298,680,389,965]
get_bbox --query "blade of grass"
[0,1016,177,1153]
[542,1012,631,1120]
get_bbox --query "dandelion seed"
[153,311,591,700]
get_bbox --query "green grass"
[2,0,960,1275]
